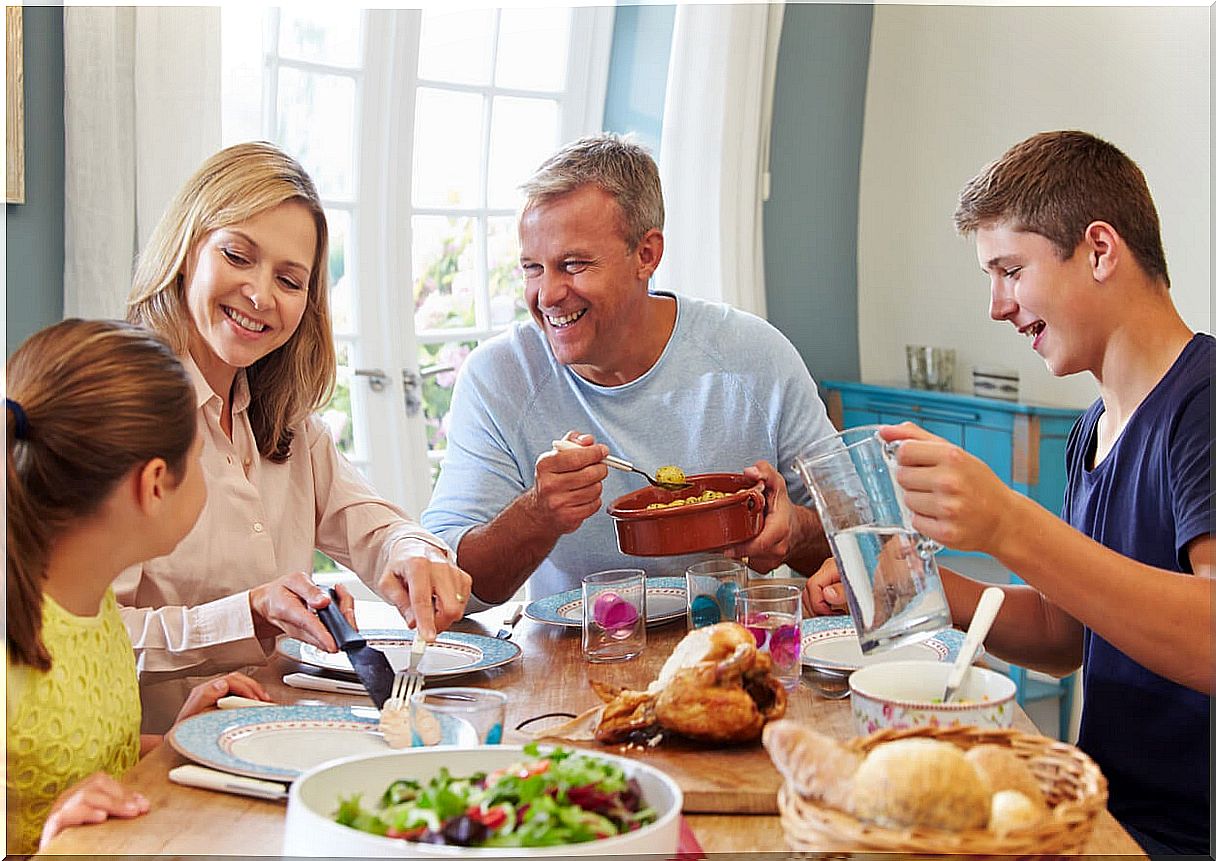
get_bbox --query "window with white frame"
[221,8,612,558]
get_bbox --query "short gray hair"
[520,133,664,248]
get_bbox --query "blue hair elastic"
[6,397,29,440]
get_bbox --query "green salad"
[334,744,658,848]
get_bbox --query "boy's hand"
[880,422,1019,553]
[39,772,150,849]
[802,556,849,617]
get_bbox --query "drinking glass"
[685,558,747,629]
[795,425,951,654]
[409,687,507,747]
[581,569,646,662]
[736,584,801,691]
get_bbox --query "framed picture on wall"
[6,5,24,204]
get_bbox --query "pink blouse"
[116,356,451,729]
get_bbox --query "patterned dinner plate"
[800,615,971,673]
[278,629,521,679]
[524,576,687,628]
[166,704,459,782]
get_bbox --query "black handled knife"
[315,587,394,709]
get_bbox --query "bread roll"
[965,745,1046,809]
[989,789,1045,835]
[849,738,989,831]
[762,720,860,809]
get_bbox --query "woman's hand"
[802,556,849,617]
[174,671,272,724]
[376,540,473,642]
[39,772,150,849]
[249,572,357,651]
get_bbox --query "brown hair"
[127,141,334,462]
[954,130,1170,287]
[6,319,197,670]
[520,133,664,249]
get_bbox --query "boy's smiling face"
[976,223,1105,378]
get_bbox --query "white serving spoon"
[942,586,1005,702]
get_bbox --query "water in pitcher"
[831,524,950,653]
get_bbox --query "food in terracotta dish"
[762,721,1047,834]
[644,488,733,510]
[592,622,787,745]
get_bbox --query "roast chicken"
[592,622,787,745]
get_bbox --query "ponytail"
[5,319,196,669]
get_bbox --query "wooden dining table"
[37,599,1144,856]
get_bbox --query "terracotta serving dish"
[608,473,765,557]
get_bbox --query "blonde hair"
[6,320,196,670]
[520,133,664,249]
[127,141,335,462]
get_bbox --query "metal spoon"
[551,439,692,491]
[942,586,1005,702]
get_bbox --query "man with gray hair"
[422,134,836,606]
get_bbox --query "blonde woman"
[121,142,471,730]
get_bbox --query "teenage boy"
[803,130,1211,856]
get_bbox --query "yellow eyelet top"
[6,589,141,854]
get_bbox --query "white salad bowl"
[848,660,1017,736]
[283,745,683,857]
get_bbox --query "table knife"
[169,765,287,801]
[315,587,395,709]
[495,603,523,640]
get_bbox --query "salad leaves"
[334,744,658,848]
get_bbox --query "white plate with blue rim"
[800,615,971,673]
[277,629,521,679]
[524,576,687,628]
[166,704,462,782]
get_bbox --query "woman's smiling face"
[183,200,317,386]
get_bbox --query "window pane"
[487,97,559,210]
[321,373,355,455]
[413,216,476,332]
[277,69,356,199]
[412,88,483,208]
[418,9,494,86]
[326,209,355,335]
[418,340,478,453]
[487,216,528,327]
[278,9,361,68]
[495,8,570,92]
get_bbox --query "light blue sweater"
[421,292,836,604]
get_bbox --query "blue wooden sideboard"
[820,380,1085,739]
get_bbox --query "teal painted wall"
[601,4,674,155]
[5,6,65,355]
[764,4,871,385]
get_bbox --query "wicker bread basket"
[777,725,1108,857]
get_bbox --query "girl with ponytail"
[6,319,268,854]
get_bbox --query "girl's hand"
[39,772,149,849]
[174,671,272,724]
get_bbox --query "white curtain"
[656,3,784,318]
[63,7,221,319]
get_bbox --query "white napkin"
[168,765,287,801]
[282,672,366,695]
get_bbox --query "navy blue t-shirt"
[1065,333,1213,856]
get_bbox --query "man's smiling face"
[976,222,1103,378]
[519,184,653,383]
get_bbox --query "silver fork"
[380,637,427,748]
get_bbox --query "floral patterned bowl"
[848,660,1016,736]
